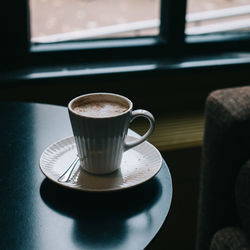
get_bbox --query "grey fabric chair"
[196,86,250,250]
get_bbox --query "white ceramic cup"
[68,93,155,175]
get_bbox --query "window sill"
[1,51,250,82]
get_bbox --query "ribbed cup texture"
[69,111,131,175]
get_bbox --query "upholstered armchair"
[196,86,250,250]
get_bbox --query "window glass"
[30,0,160,43]
[186,0,250,35]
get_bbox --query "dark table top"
[0,101,172,250]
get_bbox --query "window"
[30,0,160,43]
[1,0,250,71]
[186,0,250,36]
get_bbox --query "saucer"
[39,136,162,192]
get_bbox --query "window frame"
[1,0,250,72]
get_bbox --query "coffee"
[73,101,128,118]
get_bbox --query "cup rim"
[68,92,133,119]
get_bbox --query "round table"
[0,102,172,250]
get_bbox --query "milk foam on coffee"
[73,101,128,118]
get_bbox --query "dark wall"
[0,66,249,114]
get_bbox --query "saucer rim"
[39,135,162,192]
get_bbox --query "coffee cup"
[68,92,155,175]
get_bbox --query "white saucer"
[39,136,162,192]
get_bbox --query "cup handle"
[124,109,155,151]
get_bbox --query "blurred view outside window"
[186,0,250,35]
[30,0,160,43]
